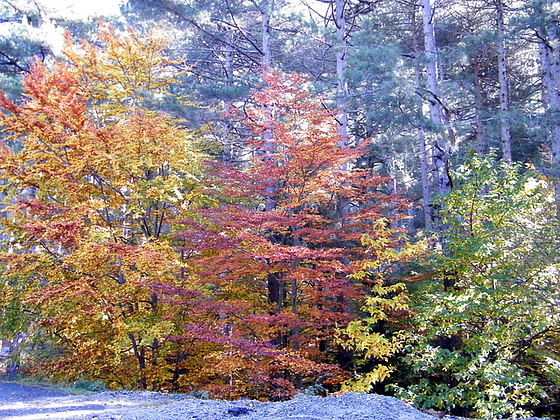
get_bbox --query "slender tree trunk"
[260,3,276,211]
[224,33,234,85]
[537,7,560,219]
[421,0,452,201]
[129,333,147,390]
[473,59,488,155]
[335,0,349,147]
[421,0,461,339]
[411,7,433,229]
[261,1,272,71]
[496,0,512,163]
[291,271,303,389]
[333,0,355,222]
[419,131,432,228]
[258,3,287,324]
[150,337,159,391]
[221,29,235,164]
[550,21,560,220]
[421,0,443,126]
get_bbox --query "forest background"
[0,0,560,419]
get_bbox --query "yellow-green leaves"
[336,221,425,393]
[63,23,180,116]
[399,154,558,418]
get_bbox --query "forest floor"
[0,381,550,420]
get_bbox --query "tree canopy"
[1,1,560,417]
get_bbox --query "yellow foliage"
[336,221,427,392]
[0,24,208,390]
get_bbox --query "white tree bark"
[221,29,235,164]
[334,0,349,147]
[536,0,560,219]
[261,2,272,70]
[411,7,433,229]
[257,0,275,209]
[421,0,453,199]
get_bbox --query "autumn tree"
[0,21,411,397]
[336,221,427,393]
[0,24,209,390]
[171,70,411,397]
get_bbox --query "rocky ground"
[0,382,551,420]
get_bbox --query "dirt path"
[0,381,547,420]
[0,382,443,420]
[0,382,137,419]
[0,381,71,401]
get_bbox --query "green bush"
[397,154,560,419]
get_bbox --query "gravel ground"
[0,382,551,420]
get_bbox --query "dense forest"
[0,0,559,418]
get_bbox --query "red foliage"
[166,71,409,398]
[0,26,408,396]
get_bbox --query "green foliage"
[73,378,107,393]
[0,0,558,407]
[396,153,560,418]
[393,342,543,418]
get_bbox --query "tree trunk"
[129,333,147,390]
[335,0,349,147]
[291,275,303,389]
[421,0,452,201]
[537,5,560,219]
[267,272,284,313]
[419,131,432,228]
[496,0,512,163]
[421,0,444,126]
[473,58,488,155]
[221,28,236,164]
[224,31,234,86]
[261,1,272,70]
[260,2,276,211]
[332,0,352,220]
[411,6,433,229]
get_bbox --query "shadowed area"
[0,382,71,401]
[0,382,141,419]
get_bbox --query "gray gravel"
[0,382,551,420]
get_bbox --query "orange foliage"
[0,26,409,398]
[0,24,205,391]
